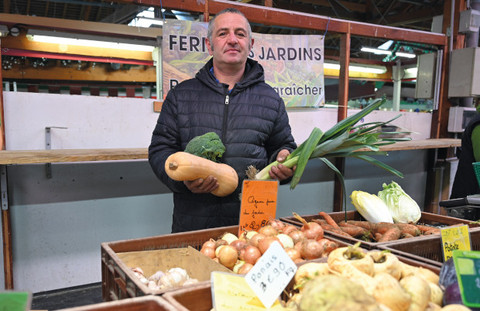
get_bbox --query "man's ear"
[250,38,254,50]
[206,38,214,55]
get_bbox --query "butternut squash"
[164,152,239,197]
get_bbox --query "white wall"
[1,92,433,293]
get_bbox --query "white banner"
[162,20,325,108]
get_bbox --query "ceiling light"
[0,25,9,37]
[361,47,392,55]
[324,61,387,74]
[128,7,164,28]
[395,51,416,58]
[27,29,156,52]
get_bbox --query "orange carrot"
[339,225,371,238]
[373,222,398,234]
[344,220,375,230]
[401,233,415,239]
[416,224,441,234]
[396,223,421,236]
[377,226,402,242]
[319,212,340,229]
[374,233,383,241]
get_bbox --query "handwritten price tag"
[245,241,297,308]
[453,250,480,308]
[238,180,279,237]
[441,225,471,261]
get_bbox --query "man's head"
[206,8,254,70]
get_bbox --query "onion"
[221,232,238,244]
[301,222,324,240]
[258,225,278,236]
[300,239,324,260]
[218,245,238,269]
[200,246,216,259]
[241,245,262,265]
[282,224,298,235]
[267,219,286,231]
[240,230,257,241]
[238,263,254,274]
[202,239,216,250]
[215,245,225,258]
[257,236,280,254]
[215,239,228,249]
[249,233,266,247]
[288,229,306,244]
[233,260,245,274]
[230,239,247,252]
[276,233,294,249]
[284,247,301,261]
[316,238,338,257]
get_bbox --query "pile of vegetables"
[199,219,340,273]
[164,132,238,197]
[130,267,198,291]
[249,97,410,196]
[310,211,444,242]
[352,181,422,224]
[283,243,471,311]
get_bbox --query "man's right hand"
[184,176,219,194]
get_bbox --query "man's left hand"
[268,149,295,181]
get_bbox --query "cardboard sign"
[238,180,279,237]
[211,271,287,310]
[245,241,297,308]
[441,225,471,261]
[453,250,480,308]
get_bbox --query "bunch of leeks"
[251,97,410,190]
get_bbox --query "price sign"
[245,241,297,308]
[453,250,480,308]
[238,180,279,237]
[441,225,471,261]
[211,271,287,310]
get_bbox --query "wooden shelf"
[0,138,460,165]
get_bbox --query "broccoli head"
[184,132,226,162]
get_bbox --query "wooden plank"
[0,139,460,165]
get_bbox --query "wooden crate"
[280,211,479,249]
[101,225,237,301]
[377,229,480,268]
[57,295,175,311]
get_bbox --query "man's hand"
[184,176,219,194]
[268,149,295,181]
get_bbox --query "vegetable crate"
[280,211,479,249]
[101,225,236,301]
[162,257,440,311]
[57,295,175,311]
[377,229,480,268]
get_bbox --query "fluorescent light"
[396,51,416,58]
[27,29,156,52]
[404,67,418,76]
[361,47,392,55]
[324,61,387,74]
[128,7,163,27]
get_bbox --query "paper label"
[245,241,297,308]
[238,180,278,237]
[211,271,288,310]
[441,225,471,261]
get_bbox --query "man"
[149,8,296,233]
[450,111,480,199]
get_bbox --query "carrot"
[396,223,421,236]
[344,220,375,230]
[401,233,415,239]
[339,224,371,238]
[373,222,398,234]
[424,229,441,235]
[377,226,402,242]
[318,212,340,229]
[416,224,441,234]
[374,233,383,241]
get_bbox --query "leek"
[250,97,410,190]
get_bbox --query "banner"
[162,20,325,108]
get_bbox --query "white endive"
[378,181,421,224]
[351,190,394,223]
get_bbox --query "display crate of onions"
[101,225,237,301]
[57,295,175,311]
[280,211,479,250]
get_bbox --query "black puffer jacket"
[149,58,296,233]
[450,114,480,199]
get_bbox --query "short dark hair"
[207,8,252,43]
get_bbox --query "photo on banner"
[162,20,325,108]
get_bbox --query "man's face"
[206,12,254,68]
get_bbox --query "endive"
[351,190,394,223]
[249,97,410,192]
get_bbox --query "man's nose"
[226,32,238,43]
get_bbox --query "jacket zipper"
[221,94,230,144]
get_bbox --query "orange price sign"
[238,180,279,237]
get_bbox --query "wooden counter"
[0,138,461,165]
